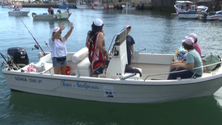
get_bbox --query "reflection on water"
[6,91,222,125]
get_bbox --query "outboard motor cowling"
[7,47,29,68]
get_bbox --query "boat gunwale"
[2,68,222,86]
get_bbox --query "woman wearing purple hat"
[168,37,203,79]
[186,33,201,56]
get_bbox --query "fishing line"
[19,18,46,55]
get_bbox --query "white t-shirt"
[49,36,67,57]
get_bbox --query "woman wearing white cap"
[86,18,108,77]
[168,37,203,79]
[49,22,74,75]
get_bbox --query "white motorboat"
[122,5,136,10]
[215,11,222,21]
[76,1,88,9]
[2,30,222,104]
[32,12,71,20]
[92,1,104,10]
[8,3,29,16]
[1,3,13,8]
[174,1,208,19]
[198,12,219,21]
[8,10,29,16]
[104,4,114,9]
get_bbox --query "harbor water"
[1,7,222,125]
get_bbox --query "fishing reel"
[32,44,40,50]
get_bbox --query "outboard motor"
[7,47,29,68]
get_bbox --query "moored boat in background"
[174,1,208,19]
[198,11,219,21]
[32,11,71,20]
[92,0,104,10]
[57,2,77,9]
[216,11,222,21]
[8,2,29,16]
[76,1,88,9]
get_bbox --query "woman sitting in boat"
[49,22,74,75]
[14,6,20,11]
[85,18,108,77]
[168,37,203,80]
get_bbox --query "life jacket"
[88,32,106,71]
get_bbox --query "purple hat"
[185,33,198,41]
[182,37,194,45]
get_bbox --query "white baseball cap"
[53,27,60,32]
[182,37,194,45]
[93,18,103,26]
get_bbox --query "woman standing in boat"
[86,18,108,77]
[49,22,74,75]
[168,37,203,79]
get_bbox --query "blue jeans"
[52,57,67,67]
[168,67,202,80]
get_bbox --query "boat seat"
[76,57,91,77]
[69,47,88,75]
[123,67,142,80]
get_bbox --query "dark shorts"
[52,57,67,67]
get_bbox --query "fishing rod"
[19,18,46,55]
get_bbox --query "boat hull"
[178,12,200,19]
[218,15,222,21]
[3,70,222,103]
[199,15,219,21]
[8,11,29,16]
[32,13,71,20]
[76,5,88,9]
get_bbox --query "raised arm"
[65,22,74,40]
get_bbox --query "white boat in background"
[76,1,88,9]
[216,11,222,21]
[92,1,104,10]
[174,1,208,19]
[2,3,14,8]
[32,12,71,20]
[104,4,114,9]
[122,4,135,10]
[198,11,219,21]
[2,29,222,104]
[8,3,29,16]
